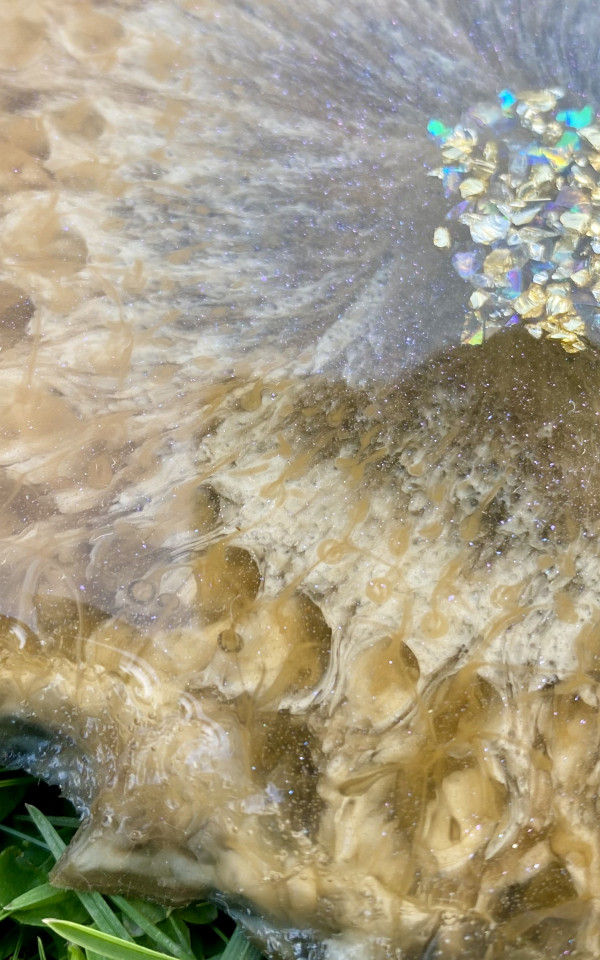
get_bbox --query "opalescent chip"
[470,273,493,289]
[556,131,581,150]
[433,227,451,248]
[529,163,556,186]
[556,105,594,129]
[523,145,544,163]
[546,294,573,316]
[498,89,517,110]
[469,290,489,309]
[562,315,586,333]
[465,103,507,130]
[442,166,464,196]
[514,284,546,318]
[555,186,588,208]
[571,268,592,287]
[527,145,570,171]
[526,324,544,339]
[427,118,452,142]
[459,177,486,198]
[517,89,557,112]
[446,200,471,221]
[580,125,600,150]
[443,165,466,176]
[560,210,591,232]
[466,213,510,245]
[519,232,554,262]
[502,269,522,297]
[452,250,480,279]
[428,88,600,353]
[510,205,543,226]
[483,248,513,277]
[508,150,528,178]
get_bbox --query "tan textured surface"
[1,2,600,958]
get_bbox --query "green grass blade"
[24,807,66,861]
[66,947,86,960]
[44,919,185,960]
[109,898,194,960]
[37,936,47,960]
[210,926,229,947]
[11,929,23,960]
[210,923,230,948]
[26,807,133,943]
[161,917,190,955]
[72,894,133,944]
[0,824,49,850]
[13,816,81,829]
[4,883,65,912]
[219,928,262,960]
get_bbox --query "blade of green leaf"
[0,928,20,960]
[36,936,47,960]
[11,928,22,960]
[44,919,185,960]
[71,894,133,944]
[219,928,262,960]
[210,925,229,947]
[26,807,132,942]
[85,944,106,960]
[13,815,80,830]
[0,844,48,907]
[4,883,66,912]
[24,807,67,861]
[175,903,217,926]
[0,825,49,850]
[161,917,190,955]
[109,897,194,960]
[66,946,86,960]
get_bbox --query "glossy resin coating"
[2,2,600,958]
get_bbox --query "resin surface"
[1,1,600,958]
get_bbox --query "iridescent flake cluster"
[428,88,600,353]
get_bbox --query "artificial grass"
[0,771,262,960]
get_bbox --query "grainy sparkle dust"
[428,88,600,353]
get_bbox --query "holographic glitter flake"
[427,118,453,141]
[556,104,594,128]
[498,89,517,110]
[427,88,600,352]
